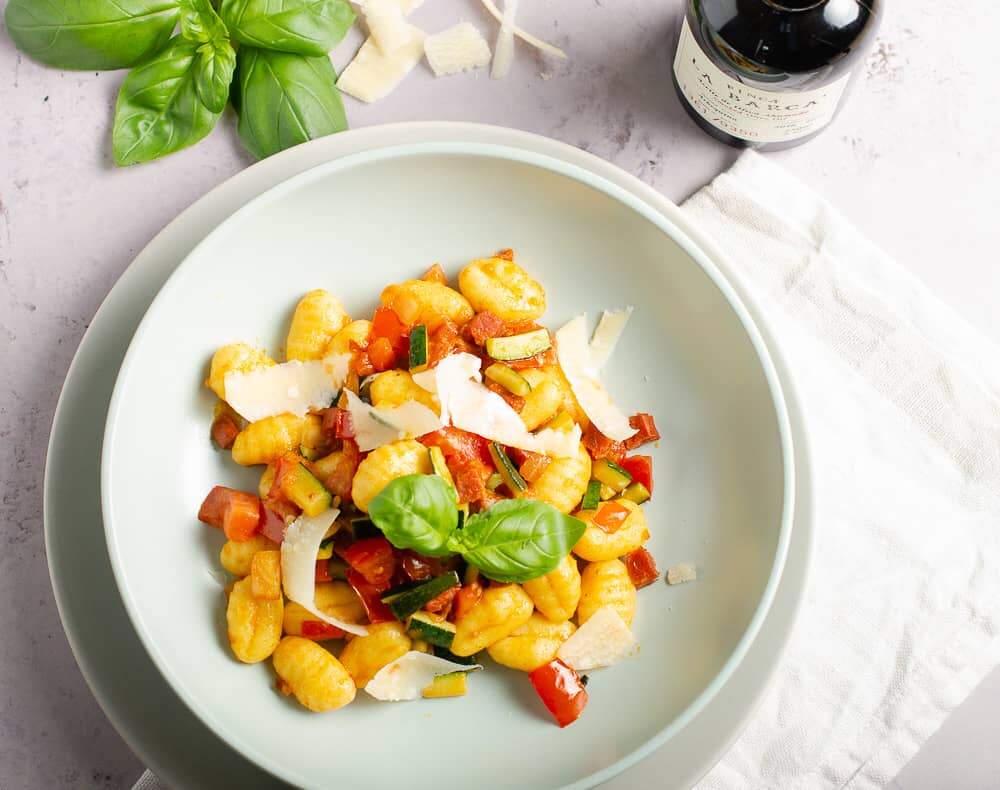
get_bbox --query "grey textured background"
[2,0,999,787]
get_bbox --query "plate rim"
[100,139,796,790]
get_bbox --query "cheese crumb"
[424,23,492,76]
[666,563,698,585]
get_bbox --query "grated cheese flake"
[666,563,698,585]
[337,25,427,103]
[361,0,412,54]
[425,23,492,76]
[478,0,567,59]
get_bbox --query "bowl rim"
[101,140,795,790]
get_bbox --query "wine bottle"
[672,0,883,151]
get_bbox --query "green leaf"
[180,0,229,44]
[453,499,586,583]
[234,47,347,160]
[112,35,226,166]
[219,0,355,56]
[368,475,460,558]
[5,0,181,71]
[178,0,236,112]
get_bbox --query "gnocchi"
[521,441,592,514]
[339,621,412,688]
[323,319,372,358]
[273,637,356,712]
[369,369,438,412]
[518,368,563,431]
[382,279,474,329]
[486,613,576,672]
[231,413,309,466]
[522,554,582,623]
[220,534,274,577]
[206,343,274,401]
[286,289,351,361]
[578,559,637,626]
[227,577,283,663]
[351,439,432,513]
[458,257,546,321]
[573,499,650,562]
[282,583,365,637]
[451,584,534,657]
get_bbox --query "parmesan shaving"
[361,0,412,54]
[425,23,492,76]
[223,354,350,422]
[490,0,518,79]
[281,509,369,637]
[555,314,637,442]
[366,651,481,701]
[588,307,633,371]
[337,26,426,103]
[478,0,567,60]
[557,605,636,671]
[344,389,442,451]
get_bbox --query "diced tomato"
[484,378,525,411]
[400,550,438,582]
[263,487,300,522]
[198,486,262,542]
[315,560,333,582]
[619,455,653,494]
[593,501,631,533]
[518,451,552,484]
[371,306,409,354]
[428,319,475,366]
[259,505,287,544]
[310,438,359,502]
[422,263,448,284]
[300,620,346,640]
[367,336,396,372]
[623,547,659,589]
[351,340,376,377]
[529,659,589,727]
[341,537,396,591]
[346,569,396,624]
[451,458,492,506]
[420,426,492,466]
[495,248,515,261]
[452,582,483,621]
[210,412,240,450]
[582,423,627,463]
[424,584,458,615]
[465,311,506,345]
[625,413,660,450]
[320,407,355,440]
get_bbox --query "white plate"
[46,123,812,789]
[101,139,793,789]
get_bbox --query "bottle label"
[673,17,850,144]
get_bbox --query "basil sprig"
[368,475,586,583]
[6,0,354,166]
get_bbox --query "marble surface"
[1,0,998,787]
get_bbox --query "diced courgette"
[316,536,335,560]
[434,646,479,665]
[485,472,503,491]
[407,611,457,648]
[622,481,651,504]
[591,458,633,493]
[543,410,575,432]
[380,571,461,621]
[427,445,457,493]
[299,444,320,461]
[484,362,532,396]
[580,480,602,511]
[599,483,617,501]
[489,442,527,493]
[422,671,469,698]
[280,462,332,517]
[485,328,551,361]
[409,324,429,371]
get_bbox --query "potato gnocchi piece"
[573,499,650,562]
[206,343,275,401]
[258,463,277,498]
[458,257,546,321]
[286,289,351,361]
[451,583,534,657]
[250,550,282,600]
[381,279,474,329]
[578,559,637,626]
[522,554,581,623]
[282,583,365,638]
[486,613,577,672]
[227,577,283,663]
[323,319,372,358]
[273,636,356,712]
[351,439,432,513]
[518,368,563,431]
[369,369,438,412]
[520,441,591,514]
[540,364,590,430]
[339,621,412,688]
[220,534,275,577]
[231,413,309,466]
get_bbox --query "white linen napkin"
[684,151,1000,789]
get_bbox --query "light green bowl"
[102,143,794,789]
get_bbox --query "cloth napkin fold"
[685,152,1000,789]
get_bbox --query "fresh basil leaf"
[178,0,236,112]
[234,48,347,160]
[452,499,586,583]
[368,475,459,558]
[219,0,355,56]
[112,36,226,166]
[5,0,181,71]
[180,0,228,44]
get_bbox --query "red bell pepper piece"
[367,336,397,372]
[592,501,631,533]
[341,536,396,591]
[582,423,627,463]
[420,426,492,466]
[428,320,475,367]
[529,659,589,727]
[623,547,660,589]
[321,407,355,440]
[424,585,458,616]
[625,413,660,450]
[300,620,346,640]
[518,451,552,484]
[371,306,409,355]
[315,560,333,582]
[465,310,506,345]
[259,504,287,544]
[346,569,396,624]
[619,455,653,494]
[452,582,483,621]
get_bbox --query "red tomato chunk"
[346,569,396,624]
[341,537,396,591]
[619,455,653,494]
[593,501,631,533]
[529,659,589,727]
[301,620,346,640]
[623,547,659,589]
[198,486,261,542]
